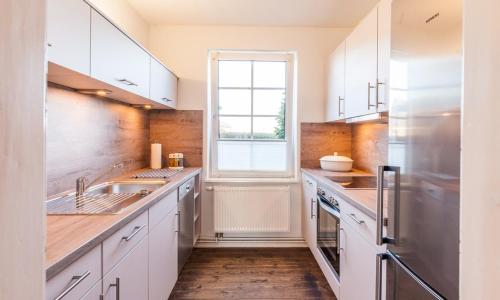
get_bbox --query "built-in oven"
[317,185,341,279]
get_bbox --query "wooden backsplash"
[46,85,150,196]
[149,110,203,168]
[351,123,388,174]
[301,123,352,169]
[301,122,388,174]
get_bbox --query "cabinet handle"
[338,96,345,116]
[310,198,316,219]
[47,43,52,47]
[54,271,91,300]
[117,78,138,86]
[161,97,173,102]
[368,82,376,109]
[376,79,385,107]
[110,277,120,300]
[348,213,365,225]
[121,225,145,242]
[175,211,180,233]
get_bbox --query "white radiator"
[214,186,291,233]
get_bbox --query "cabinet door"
[377,0,392,112]
[302,174,317,249]
[326,41,346,121]
[150,58,178,108]
[149,208,178,300]
[339,220,377,300]
[47,0,90,75]
[91,10,150,98]
[102,236,148,300]
[81,280,102,300]
[345,6,378,118]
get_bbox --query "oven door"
[317,195,341,279]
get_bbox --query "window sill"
[204,177,299,184]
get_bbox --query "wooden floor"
[169,248,337,299]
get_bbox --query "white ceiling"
[126,0,380,27]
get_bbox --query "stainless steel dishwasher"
[178,178,194,274]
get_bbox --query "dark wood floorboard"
[169,248,337,300]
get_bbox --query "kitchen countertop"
[45,167,202,280]
[301,168,387,220]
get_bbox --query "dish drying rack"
[132,168,182,179]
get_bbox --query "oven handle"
[318,198,340,218]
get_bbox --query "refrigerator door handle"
[377,165,400,245]
[375,253,388,300]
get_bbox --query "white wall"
[0,0,46,298]
[461,0,500,298]
[148,25,349,242]
[149,25,350,121]
[87,0,150,47]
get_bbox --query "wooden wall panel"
[149,110,203,168]
[351,123,388,174]
[300,123,352,169]
[46,85,150,196]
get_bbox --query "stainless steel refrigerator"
[376,0,462,299]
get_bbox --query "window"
[208,51,296,178]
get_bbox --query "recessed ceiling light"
[143,104,152,110]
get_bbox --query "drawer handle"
[117,78,138,86]
[54,271,91,300]
[122,225,146,242]
[349,213,365,225]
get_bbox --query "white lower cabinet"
[302,174,317,248]
[102,236,149,300]
[149,207,179,300]
[339,219,378,300]
[81,280,102,300]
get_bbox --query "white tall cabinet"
[47,0,91,75]
[326,41,346,122]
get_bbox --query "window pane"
[219,61,251,88]
[253,89,285,115]
[219,117,251,139]
[253,117,284,140]
[253,61,286,88]
[219,89,251,115]
[217,141,287,172]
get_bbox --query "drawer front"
[46,245,101,300]
[149,191,178,231]
[339,198,377,245]
[103,211,148,275]
[81,280,102,300]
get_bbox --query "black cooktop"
[326,176,378,189]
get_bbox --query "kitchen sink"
[46,180,167,215]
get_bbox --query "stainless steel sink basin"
[46,180,167,215]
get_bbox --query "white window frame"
[207,50,297,179]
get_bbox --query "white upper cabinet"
[326,41,346,122]
[345,6,379,118]
[150,58,178,109]
[47,0,91,75]
[91,10,151,98]
[377,0,392,112]
[327,1,392,120]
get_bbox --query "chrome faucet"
[75,161,130,197]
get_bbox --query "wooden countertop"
[45,167,202,280]
[301,168,388,220]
